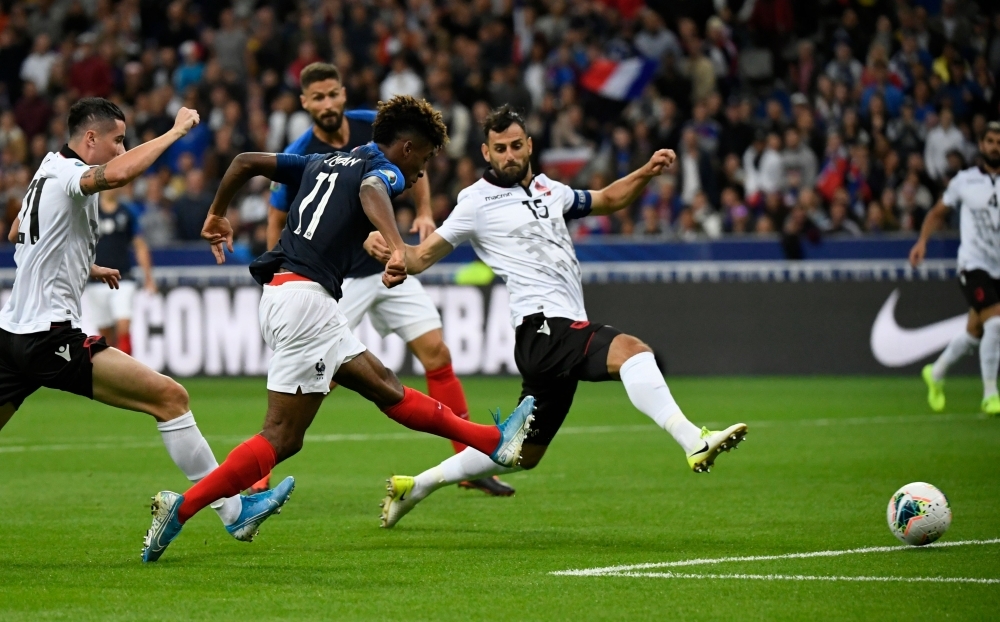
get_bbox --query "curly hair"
[372,95,449,151]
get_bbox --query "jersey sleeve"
[941,175,961,209]
[273,153,324,186]
[436,193,478,247]
[269,129,315,212]
[55,158,94,200]
[126,203,143,236]
[344,109,377,124]
[550,178,593,220]
[361,162,406,199]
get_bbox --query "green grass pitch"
[0,376,997,620]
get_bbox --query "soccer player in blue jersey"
[140,96,534,562]
[262,62,513,497]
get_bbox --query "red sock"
[425,364,470,453]
[177,434,276,523]
[382,387,500,456]
[116,332,132,355]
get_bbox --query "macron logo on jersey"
[485,192,513,201]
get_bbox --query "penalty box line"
[0,412,988,454]
[552,538,1000,578]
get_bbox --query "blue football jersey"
[250,143,406,299]
[269,110,386,277]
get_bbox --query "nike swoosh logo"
[691,442,710,456]
[870,289,967,367]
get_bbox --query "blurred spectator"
[172,169,213,241]
[20,33,58,93]
[678,127,718,207]
[924,108,965,181]
[137,177,175,248]
[782,127,817,189]
[13,81,52,139]
[380,55,423,101]
[0,0,991,246]
[68,33,113,98]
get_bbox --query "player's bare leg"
[161,350,530,538]
[91,348,243,524]
[409,329,515,496]
[975,303,1000,414]
[609,334,746,472]
[924,310,982,412]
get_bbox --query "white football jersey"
[0,147,98,334]
[943,167,1000,277]
[438,172,592,326]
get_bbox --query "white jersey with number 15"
[437,173,593,327]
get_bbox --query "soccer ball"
[886,482,952,546]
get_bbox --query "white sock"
[620,351,702,453]
[980,317,1000,399]
[932,331,979,381]
[412,448,517,501]
[157,412,242,525]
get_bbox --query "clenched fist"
[172,107,200,136]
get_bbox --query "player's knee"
[419,339,452,371]
[154,377,190,421]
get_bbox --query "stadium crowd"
[0,0,997,253]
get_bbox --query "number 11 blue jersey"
[250,142,406,299]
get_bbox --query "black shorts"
[0,323,109,409]
[959,270,1000,311]
[514,314,621,447]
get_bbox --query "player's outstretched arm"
[79,108,200,195]
[360,178,408,288]
[589,149,676,215]
[363,230,454,275]
[202,152,284,263]
[909,201,951,268]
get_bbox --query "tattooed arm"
[79,108,201,195]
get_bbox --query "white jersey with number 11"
[0,149,98,334]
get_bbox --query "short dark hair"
[300,62,342,91]
[482,104,527,142]
[67,97,125,137]
[372,95,449,151]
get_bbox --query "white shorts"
[259,281,367,395]
[339,273,442,343]
[84,280,137,328]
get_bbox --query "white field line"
[551,538,1000,577]
[605,572,1000,584]
[0,412,988,454]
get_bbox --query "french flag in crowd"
[580,57,658,101]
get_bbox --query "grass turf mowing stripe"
[0,412,987,453]
[552,538,1000,576]
[603,572,1000,584]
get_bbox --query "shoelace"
[490,407,502,426]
